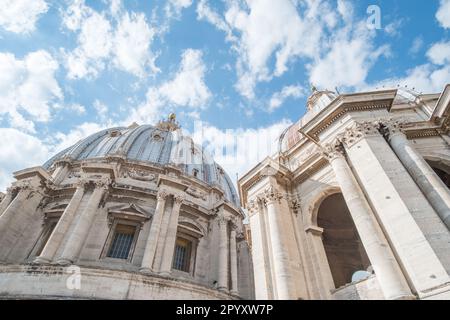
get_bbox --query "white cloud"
[159,49,211,108]
[197,0,388,99]
[367,39,450,94]
[0,0,48,34]
[165,0,193,20]
[62,0,158,79]
[269,85,305,112]
[224,0,319,99]
[0,128,50,191]
[309,22,390,89]
[367,64,450,94]
[409,37,424,55]
[93,99,108,120]
[63,7,113,79]
[427,41,450,65]
[51,122,112,155]
[0,50,62,133]
[125,49,211,125]
[69,103,86,115]
[113,12,159,76]
[191,119,292,181]
[436,0,450,29]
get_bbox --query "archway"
[317,193,371,289]
[429,163,450,189]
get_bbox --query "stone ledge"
[0,264,238,300]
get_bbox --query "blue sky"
[0,0,449,191]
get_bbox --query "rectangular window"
[172,237,192,272]
[107,224,136,260]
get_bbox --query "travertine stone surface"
[239,86,450,300]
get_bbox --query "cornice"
[306,99,394,139]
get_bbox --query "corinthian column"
[248,198,274,299]
[263,186,294,300]
[0,186,32,242]
[34,181,86,264]
[0,187,18,217]
[340,121,450,297]
[383,119,450,229]
[229,223,239,295]
[159,194,184,276]
[56,180,109,265]
[323,141,413,300]
[217,215,229,291]
[140,190,168,273]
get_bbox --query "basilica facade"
[0,115,253,299]
[1,85,450,300]
[238,84,450,300]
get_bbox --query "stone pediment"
[108,203,151,219]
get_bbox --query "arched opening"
[317,193,371,289]
[425,158,450,189]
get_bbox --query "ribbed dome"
[43,121,239,206]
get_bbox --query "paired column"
[229,225,239,295]
[56,180,108,265]
[324,141,414,300]
[384,120,450,229]
[140,190,168,273]
[217,216,229,291]
[34,181,86,264]
[340,120,450,297]
[262,186,295,300]
[159,194,184,276]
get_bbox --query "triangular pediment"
[108,203,150,217]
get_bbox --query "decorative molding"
[260,185,283,205]
[127,168,157,182]
[379,118,407,141]
[174,194,186,205]
[186,186,207,201]
[321,139,345,161]
[340,121,381,148]
[157,190,169,201]
[308,99,393,139]
[290,198,302,215]
[247,198,260,217]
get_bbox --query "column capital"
[217,215,229,226]
[322,139,345,161]
[379,118,407,141]
[95,178,111,190]
[157,190,169,201]
[340,121,382,148]
[75,179,89,189]
[260,185,283,205]
[6,186,20,196]
[247,198,261,217]
[173,194,185,205]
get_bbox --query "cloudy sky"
[0,0,449,191]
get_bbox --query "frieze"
[126,168,157,182]
[186,186,207,201]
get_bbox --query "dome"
[306,86,338,112]
[43,119,239,206]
